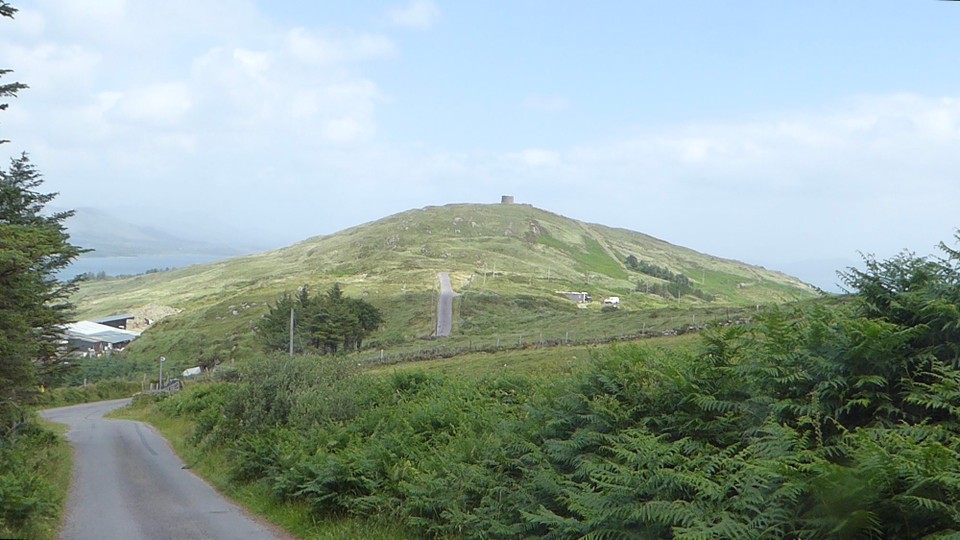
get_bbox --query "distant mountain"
[72,203,819,361]
[66,207,243,258]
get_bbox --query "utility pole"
[159,356,165,389]
[289,307,295,357]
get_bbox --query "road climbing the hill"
[436,272,457,337]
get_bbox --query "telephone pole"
[159,356,165,389]
[289,307,295,357]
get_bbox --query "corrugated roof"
[64,321,140,344]
[91,314,135,324]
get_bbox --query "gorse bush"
[151,235,960,538]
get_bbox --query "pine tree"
[256,284,383,355]
[0,1,84,427]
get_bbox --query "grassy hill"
[71,203,818,365]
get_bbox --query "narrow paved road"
[41,399,285,540]
[436,272,456,337]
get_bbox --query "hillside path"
[41,399,288,540]
[436,272,457,337]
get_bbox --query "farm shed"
[91,314,136,330]
[63,321,141,357]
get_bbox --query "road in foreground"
[41,399,286,540]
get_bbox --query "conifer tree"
[257,284,383,355]
[0,1,84,426]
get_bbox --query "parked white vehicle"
[182,366,202,377]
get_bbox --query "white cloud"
[286,28,396,65]
[112,82,192,125]
[11,11,392,146]
[322,117,369,142]
[0,43,101,96]
[0,0,403,230]
[523,94,570,112]
[560,93,960,194]
[385,0,440,29]
[231,48,270,77]
[5,7,46,38]
[54,0,128,30]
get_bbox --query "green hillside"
[71,203,818,363]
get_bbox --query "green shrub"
[0,421,65,537]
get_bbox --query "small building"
[558,291,591,303]
[91,314,136,330]
[63,321,141,357]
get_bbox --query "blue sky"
[3,0,960,291]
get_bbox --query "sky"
[3,0,960,291]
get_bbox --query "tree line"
[256,284,383,355]
[625,254,714,301]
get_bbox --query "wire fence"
[355,316,752,368]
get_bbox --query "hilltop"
[70,203,818,363]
